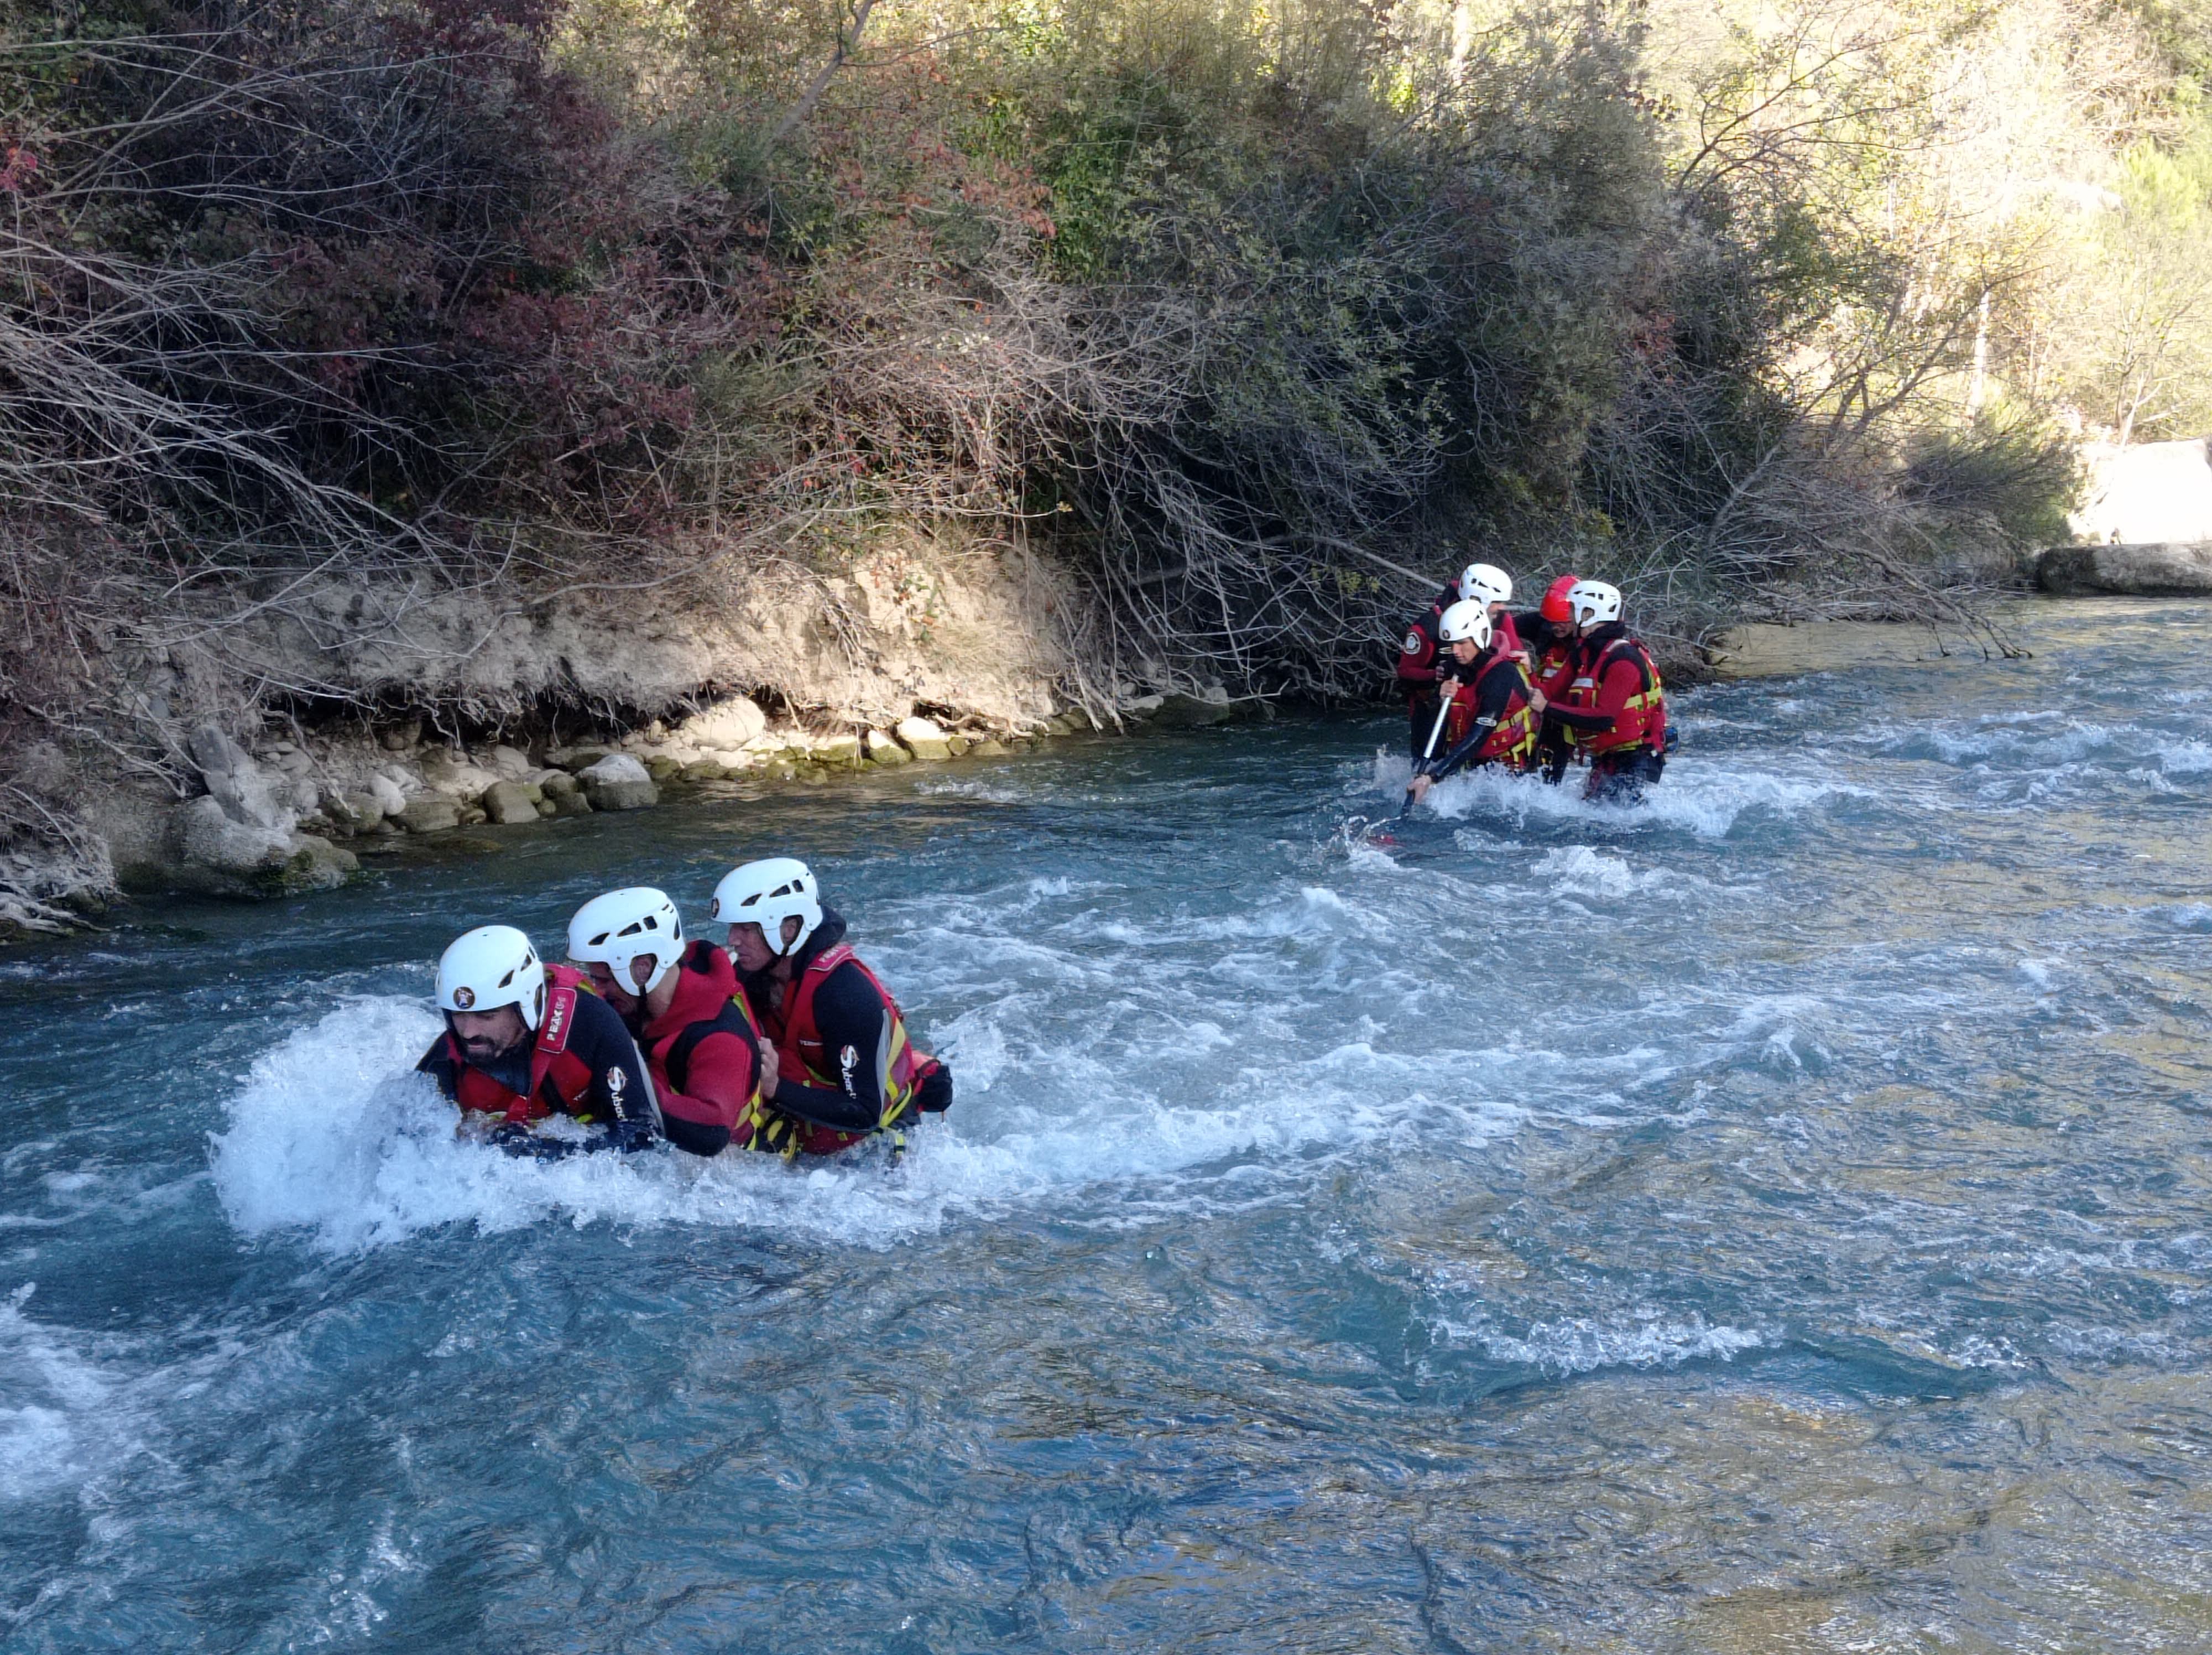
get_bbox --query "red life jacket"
[1532,639,1577,700]
[1470,654,1538,769]
[757,942,942,1156]
[445,964,597,1125]
[1563,634,1667,757]
[1439,660,1482,748]
[1440,651,1537,768]
[641,939,768,1143]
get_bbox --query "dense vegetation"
[1,0,2207,773]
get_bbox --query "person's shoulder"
[817,955,888,1015]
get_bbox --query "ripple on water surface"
[3,598,2211,1651]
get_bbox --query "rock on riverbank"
[46,678,1234,930]
[9,536,1263,933]
[2032,542,2212,597]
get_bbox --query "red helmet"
[1540,574,1580,625]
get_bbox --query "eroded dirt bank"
[5,541,1240,937]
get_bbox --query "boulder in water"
[865,728,911,765]
[895,716,952,761]
[1149,691,1234,728]
[580,754,658,810]
[2035,542,2212,596]
[397,795,461,833]
[480,780,539,825]
[171,798,357,894]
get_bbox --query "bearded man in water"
[416,923,660,1158]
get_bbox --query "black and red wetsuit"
[417,968,659,1157]
[739,908,952,1157]
[1394,582,1459,758]
[1429,644,1539,780]
[1547,621,1668,799]
[632,938,766,1158]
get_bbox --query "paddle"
[1399,690,1455,819]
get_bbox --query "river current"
[3,598,2209,1652]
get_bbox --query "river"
[3,598,2209,1651]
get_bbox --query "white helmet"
[567,886,684,996]
[1567,579,1623,628]
[1459,562,1512,608]
[709,856,822,957]
[1437,600,1493,649]
[436,924,548,1029]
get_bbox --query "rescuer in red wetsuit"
[711,856,952,1158]
[1407,601,1539,805]
[417,923,659,1158]
[1395,561,1520,758]
[1547,579,1669,802]
[566,887,768,1158]
[1518,573,1581,781]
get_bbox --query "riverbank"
[0,535,1254,941]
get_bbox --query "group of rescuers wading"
[414,575,1659,1160]
[1396,570,1672,805]
[419,857,952,1162]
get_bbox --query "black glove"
[489,1122,577,1161]
[597,1121,657,1155]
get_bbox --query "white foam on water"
[1531,845,1688,900]
[210,994,1535,1253]
[0,1285,155,1503]
[2159,740,2212,775]
[1374,751,1863,839]
[912,778,1032,804]
[1431,1306,1768,1375]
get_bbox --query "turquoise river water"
[2,598,2209,1652]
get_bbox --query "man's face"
[1450,638,1481,664]
[728,917,802,972]
[450,1005,528,1063]
[575,958,646,1014]
[728,921,775,974]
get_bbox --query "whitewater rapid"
[6,598,2210,1652]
